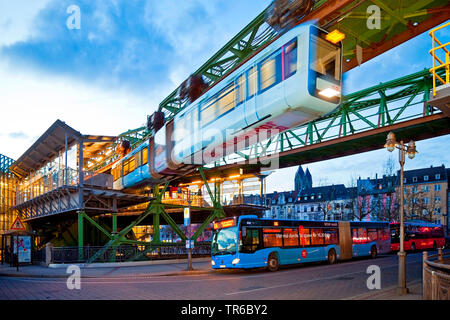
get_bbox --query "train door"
[244,64,258,126]
[255,49,283,121]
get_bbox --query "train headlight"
[319,87,340,98]
[211,260,215,266]
[232,258,240,265]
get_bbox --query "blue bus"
[211,215,391,271]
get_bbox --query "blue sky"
[0,0,449,192]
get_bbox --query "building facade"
[0,153,16,232]
[399,165,448,227]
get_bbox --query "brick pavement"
[0,252,427,300]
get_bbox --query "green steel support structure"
[204,68,448,169]
[84,168,225,263]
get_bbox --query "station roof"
[10,120,117,179]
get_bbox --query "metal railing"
[15,168,113,205]
[49,243,211,264]
[429,21,450,96]
[423,249,450,300]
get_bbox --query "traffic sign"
[184,207,190,226]
[10,216,26,231]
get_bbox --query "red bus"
[390,222,446,251]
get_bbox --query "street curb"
[48,257,211,269]
[0,268,213,279]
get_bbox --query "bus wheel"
[267,253,279,272]
[410,243,416,252]
[327,249,337,264]
[370,246,377,259]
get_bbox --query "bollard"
[431,271,438,300]
[423,251,428,299]
[437,248,443,263]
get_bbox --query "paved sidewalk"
[346,281,422,300]
[0,258,212,278]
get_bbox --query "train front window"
[309,26,342,103]
[212,226,237,256]
[310,32,341,82]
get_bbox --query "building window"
[435,174,441,180]
[422,186,429,192]
[424,175,429,181]
[424,197,429,204]
[412,177,417,182]
[435,197,441,203]
[434,184,441,191]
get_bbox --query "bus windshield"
[212,226,238,256]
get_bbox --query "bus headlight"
[211,260,215,266]
[232,258,240,265]
[319,87,340,98]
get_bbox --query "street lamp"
[384,131,418,295]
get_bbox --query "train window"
[247,66,257,98]
[217,84,235,116]
[142,147,148,165]
[283,39,297,79]
[310,33,341,82]
[259,50,281,93]
[123,160,130,176]
[129,155,137,172]
[201,96,217,126]
[112,167,119,181]
[235,73,246,105]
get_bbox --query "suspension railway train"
[111,24,343,190]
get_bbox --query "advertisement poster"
[13,236,31,263]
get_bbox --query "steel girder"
[206,68,446,168]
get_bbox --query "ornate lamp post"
[384,131,418,295]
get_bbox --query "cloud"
[7,132,28,139]
[0,0,176,93]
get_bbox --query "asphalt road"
[0,251,427,300]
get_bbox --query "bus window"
[324,229,338,245]
[240,228,260,253]
[282,228,299,247]
[353,228,368,244]
[235,73,246,105]
[283,39,297,79]
[299,227,311,247]
[263,229,282,248]
[368,228,378,241]
[259,50,281,93]
[311,228,324,246]
[247,66,257,98]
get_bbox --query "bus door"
[338,222,352,260]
